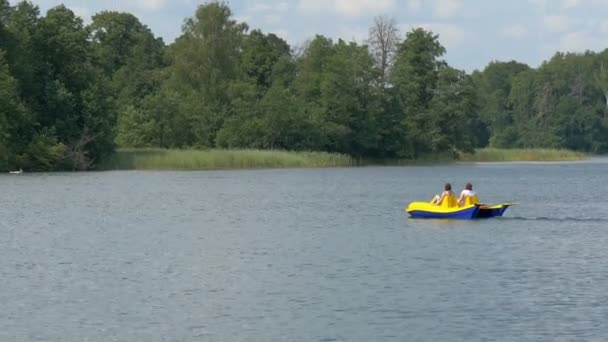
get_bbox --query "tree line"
[1,1,608,171]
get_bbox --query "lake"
[2,159,608,341]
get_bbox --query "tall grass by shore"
[100,147,587,171]
[101,148,353,170]
[457,148,587,162]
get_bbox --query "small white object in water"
[9,169,23,174]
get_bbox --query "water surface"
[2,160,608,341]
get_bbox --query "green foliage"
[90,11,164,75]
[1,1,605,171]
[504,52,608,152]
[391,28,479,158]
[115,106,155,147]
[32,6,116,168]
[3,1,39,96]
[458,148,586,162]
[167,1,248,147]
[324,40,381,155]
[88,10,166,152]
[0,0,11,51]
[427,67,479,154]
[0,51,13,169]
[0,50,28,171]
[393,29,446,110]
[472,61,530,147]
[240,30,290,90]
[291,36,382,155]
[0,4,121,170]
[102,148,352,170]
[18,133,66,171]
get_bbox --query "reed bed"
[458,148,587,162]
[102,148,353,170]
[101,147,587,171]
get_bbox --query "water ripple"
[2,165,608,341]
[504,216,608,223]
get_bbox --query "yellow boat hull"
[406,202,514,219]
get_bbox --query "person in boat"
[431,183,457,206]
[458,182,479,206]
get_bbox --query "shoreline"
[96,148,589,171]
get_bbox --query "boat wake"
[503,216,608,223]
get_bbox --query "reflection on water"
[2,160,608,341]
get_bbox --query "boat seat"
[464,195,479,206]
[440,194,458,208]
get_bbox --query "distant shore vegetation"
[457,148,587,162]
[101,149,353,170]
[1,1,606,172]
[100,148,588,171]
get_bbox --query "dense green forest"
[1,1,608,171]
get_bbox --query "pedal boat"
[405,202,514,219]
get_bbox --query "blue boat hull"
[406,202,514,220]
[477,205,510,218]
[408,205,480,219]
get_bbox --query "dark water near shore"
[2,159,608,341]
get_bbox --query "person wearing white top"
[458,182,477,206]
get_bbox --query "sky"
[8,0,608,72]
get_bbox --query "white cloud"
[432,0,463,18]
[239,1,291,37]
[234,15,252,24]
[598,20,608,34]
[82,0,169,13]
[561,0,580,9]
[250,3,274,12]
[336,0,395,16]
[298,0,396,17]
[264,14,282,25]
[69,6,92,23]
[248,2,289,12]
[273,29,290,41]
[501,24,528,39]
[135,0,168,11]
[402,23,468,49]
[543,15,576,33]
[276,2,289,12]
[558,30,604,52]
[407,0,422,12]
[529,0,548,7]
[337,25,369,43]
[297,0,325,13]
